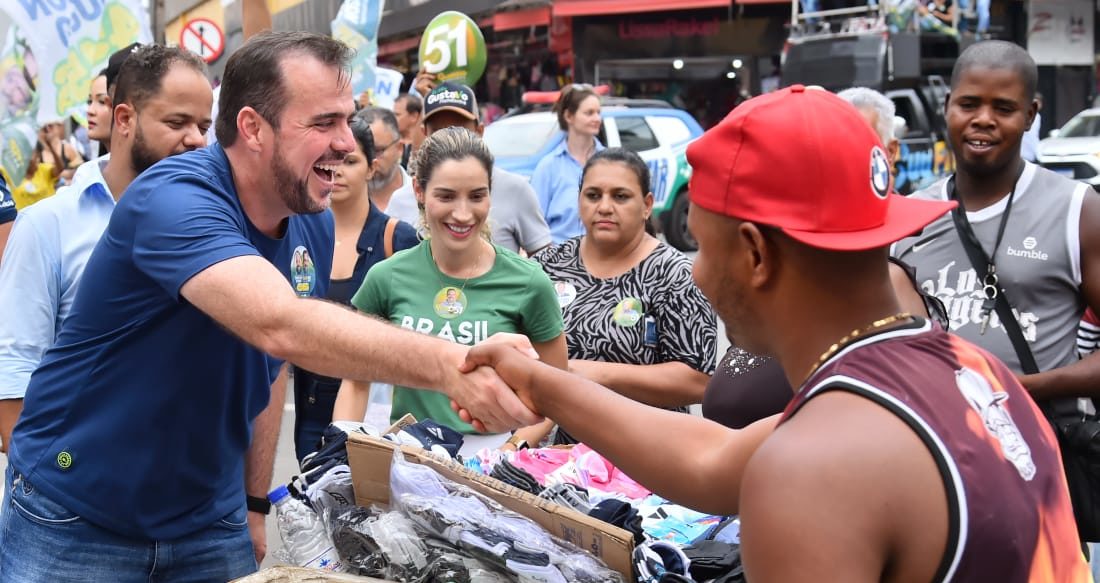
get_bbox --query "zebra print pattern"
[533,237,718,375]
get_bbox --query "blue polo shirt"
[9,144,334,540]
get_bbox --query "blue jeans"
[0,465,257,582]
[956,0,990,32]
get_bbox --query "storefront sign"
[618,17,721,40]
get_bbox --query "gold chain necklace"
[803,312,913,383]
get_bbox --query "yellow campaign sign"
[52,3,141,120]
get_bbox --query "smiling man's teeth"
[314,163,338,180]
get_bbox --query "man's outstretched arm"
[461,343,775,515]
[181,255,542,433]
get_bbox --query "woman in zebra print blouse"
[506,148,718,448]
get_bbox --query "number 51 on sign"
[419,11,487,86]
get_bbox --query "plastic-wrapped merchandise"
[389,449,624,583]
[327,504,429,580]
[269,485,344,572]
[302,463,356,517]
[328,505,390,578]
[328,504,513,582]
[421,537,514,583]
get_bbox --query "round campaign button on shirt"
[554,281,578,308]
[612,297,644,327]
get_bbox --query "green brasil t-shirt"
[352,241,563,432]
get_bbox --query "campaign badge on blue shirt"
[291,246,316,297]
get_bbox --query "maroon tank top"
[782,319,1089,582]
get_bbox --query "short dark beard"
[130,122,161,174]
[272,139,327,215]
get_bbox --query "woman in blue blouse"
[530,85,603,244]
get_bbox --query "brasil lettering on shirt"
[399,316,491,344]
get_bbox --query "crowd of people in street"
[0,11,1096,581]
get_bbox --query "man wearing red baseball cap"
[464,85,1089,581]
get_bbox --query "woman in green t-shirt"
[333,127,568,434]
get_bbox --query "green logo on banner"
[419,11,487,86]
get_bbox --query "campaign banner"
[371,67,405,109]
[1,0,152,125]
[0,26,39,184]
[331,0,385,98]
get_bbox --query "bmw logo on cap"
[870,146,890,200]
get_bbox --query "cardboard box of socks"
[344,425,636,580]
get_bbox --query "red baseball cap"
[687,85,956,251]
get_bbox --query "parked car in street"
[1036,108,1100,189]
[483,106,704,251]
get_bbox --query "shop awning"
[380,0,501,38]
[378,35,420,57]
[494,6,552,30]
[552,0,731,17]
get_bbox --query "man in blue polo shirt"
[0,31,540,581]
[0,45,212,458]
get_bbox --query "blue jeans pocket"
[10,474,83,527]
[216,505,249,530]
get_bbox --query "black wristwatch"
[247,495,271,515]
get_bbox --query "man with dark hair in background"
[0,31,536,580]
